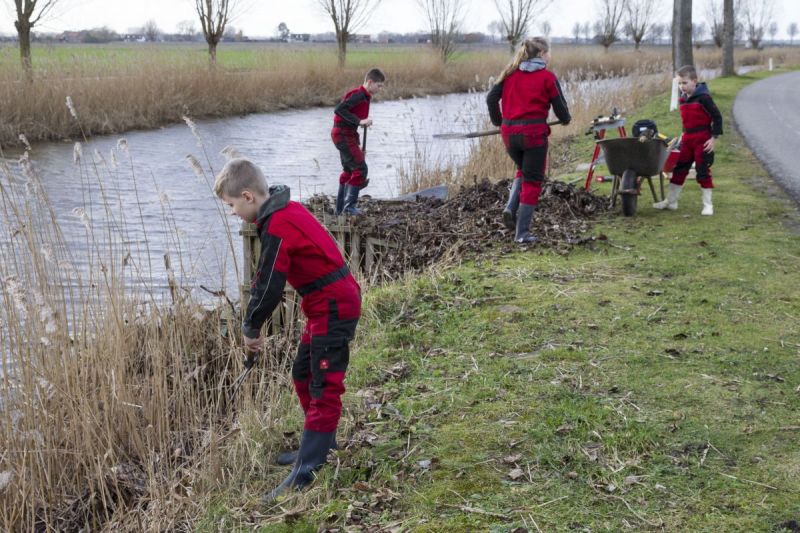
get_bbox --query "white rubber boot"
[653,183,683,210]
[701,188,713,215]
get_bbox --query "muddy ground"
[312,179,611,277]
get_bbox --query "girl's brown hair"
[496,37,550,83]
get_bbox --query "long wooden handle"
[434,120,562,140]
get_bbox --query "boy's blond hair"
[213,158,268,198]
[676,65,698,80]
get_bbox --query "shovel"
[361,124,368,155]
[434,120,562,139]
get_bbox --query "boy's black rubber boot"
[334,184,347,215]
[275,438,338,466]
[342,185,362,215]
[262,429,335,504]
[502,178,521,231]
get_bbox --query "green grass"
[0,42,506,73]
[198,70,800,531]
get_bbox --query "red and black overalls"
[672,82,723,189]
[486,63,571,206]
[244,185,361,432]
[332,86,371,189]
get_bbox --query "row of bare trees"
[7,0,241,76]
[6,0,790,78]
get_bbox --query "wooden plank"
[350,229,361,271]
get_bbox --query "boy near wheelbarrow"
[213,159,361,502]
[654,65,722,215]
[332,68,386,215]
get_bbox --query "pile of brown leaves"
[312,179,610,277]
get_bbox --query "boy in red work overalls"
[213,158,361,502]
[654,65,723,215]
[332,68,386,215]
[486,37,571,243]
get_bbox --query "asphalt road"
[733,70,800,203]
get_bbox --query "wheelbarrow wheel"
[620,169,638,217]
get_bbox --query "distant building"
[60,31,82,43]
[289,33,311,42]
[350,34,372,43]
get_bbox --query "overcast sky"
[1,0,799,39]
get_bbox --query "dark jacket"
[679,82,723,137]
[243,186,360,338]
[333,86,371,129]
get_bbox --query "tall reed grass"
[0,110,305,529]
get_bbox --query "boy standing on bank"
[654,65,722,215]
[214,159,361,502]
[332,68,385,215]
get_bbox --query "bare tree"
[692,21,706,47]
[789,22,799,45]
[417,0,464,63]
[143,19,160,42]
[277,22,290,41]
[581,21,592,42]
[721,0,734,75]
[177,20,197,41]
[11,0,60,75]
[316,0,382,68]
[487,20,504,43]
[540,20,551,39]
[195,0,238,66]
[624,0,659,50]
[673,0,693,71]
[706,0,723,48]
[767,21,778,44]
[740,0,775,49]
[595,0,626,51]
[493,0,553,53]
[650,22,666,44]
[572,21,582,42]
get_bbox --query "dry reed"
[0,114,302,529]
[3,42,794,148]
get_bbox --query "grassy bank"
[208,70,798,531]
[1,62,798,530]
[1,42,794,148]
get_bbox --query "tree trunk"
[208,42,217,66]
[16,21,33,80]
[337,35,347,68]
[672,0,694,71]
[721,0,734,76]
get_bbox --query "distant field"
[0,42,512,73]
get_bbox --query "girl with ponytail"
[487,37,571,243]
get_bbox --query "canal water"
[0,91,490,301]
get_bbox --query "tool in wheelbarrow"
[597,136,671,217]
[583,108,627,190]
[433,119,562,139]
